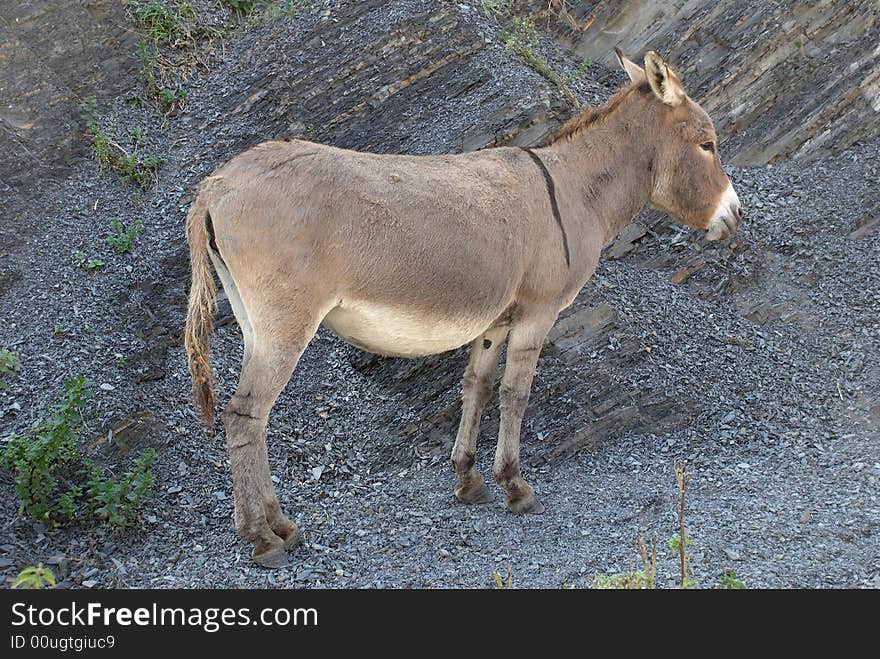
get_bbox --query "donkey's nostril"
[734,204,743,221]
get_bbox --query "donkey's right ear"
[615,47,645,83]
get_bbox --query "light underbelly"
[322,301,493,357]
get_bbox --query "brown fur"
[546,82,650,145]
[184,50,741,566]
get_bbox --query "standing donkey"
[186,50,742,567]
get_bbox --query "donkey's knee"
[223,391,264,422]
[222,395,268,446]
[462,367,493,407]
[499,383,529,417]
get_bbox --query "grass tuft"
[500,17,586,109]
[80,96,164,188]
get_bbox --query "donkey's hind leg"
[451,324,509,504]
[223,315,319,568]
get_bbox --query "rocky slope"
[0,1,877,588]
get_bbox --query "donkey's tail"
[184,184,218,431]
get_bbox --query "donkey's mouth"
[705,213,739,241]
[705,184,742,241]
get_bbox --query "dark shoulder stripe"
[518,147,571,268]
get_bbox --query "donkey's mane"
[544,81,650,146]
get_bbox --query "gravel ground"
[1,1,878,589]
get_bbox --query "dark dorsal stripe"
[518,147,571,268]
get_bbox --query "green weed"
[718,570,745,589]
[0,376,90,523]
[80,97,164,188]
[500,17,582,109]
[12,565,56,589]
[0,349,21,388]
[592,570,655,589]
[73,252,106,272]
[0,377,157,527]
[136,40,187,114]
[85,449,157,527]
[592,517,658,589]
[224,0,255,16]
[126,0,195,43]
[480,0,512,19]
[107,217,143,254]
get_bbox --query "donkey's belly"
[322,301,491,357]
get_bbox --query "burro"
[185,50,743,567]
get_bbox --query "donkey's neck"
[539,94,657,245]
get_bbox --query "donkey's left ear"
[644,51,685,106]
[615,47,645,83]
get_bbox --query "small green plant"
[136,41,187,114]
[500,18,581,109]
[127,0,195,43]
[260,0,306,19]
[85,449,157,527]
[718,570,745,589]
[73,252,106,271]
[502,16,539,53]
[0,377,157,527]
[0,376,90,523]
[12,565,56,590]
[224,0,255,16]
[53,323,65,336]
[115,355,128,368]
[492,570,513,589]
[480,0,512,19]
[563,56,591,85]
[136,39,159,93]
[592,570,654,589]
[107,217,143,254]
[80,97,164,188]
[667,533,693,554]
[0,349,21,388]
[593,517,657,589]
[80,96,111,167]
[158,87,187,113]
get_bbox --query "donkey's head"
[616,49,742,240]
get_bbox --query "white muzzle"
[705,183,742,241]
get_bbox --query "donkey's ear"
[615,47,645,83]
[644,51,685,106]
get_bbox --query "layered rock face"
[535,0,879,164]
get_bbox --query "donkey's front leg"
[493,313,556,514]
[451,325,509,504]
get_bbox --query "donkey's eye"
[700,141,715,153]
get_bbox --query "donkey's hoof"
[455,481,495,505]
[281,526,304,550]
[253,547,290,569]
[252,539,290,569]
[506,494,545,515]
